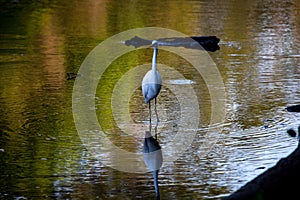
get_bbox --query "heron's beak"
[147,43,155,49]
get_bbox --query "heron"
[142,40,162,124]
[142,130,163,200]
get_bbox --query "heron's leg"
[154,98,159,123]
[149,102,151,125]
[149,120,152,134]
[154,122,158,140]
[154,100,160,139]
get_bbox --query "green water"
[1,0,300,199]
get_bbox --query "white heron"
[142,40,162,123]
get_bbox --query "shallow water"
[0,0,300,199]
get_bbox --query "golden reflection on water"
[0,0,300,199]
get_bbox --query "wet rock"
[223,126,300,200]
[287,128,297,137]
[286,104,300,112]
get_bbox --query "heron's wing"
[142,84,161,104]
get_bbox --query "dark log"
[124,36,220,52]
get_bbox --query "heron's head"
[152,40,158,45]
[149,40,158,48]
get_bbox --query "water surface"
[0,0,300,199]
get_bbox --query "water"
[1,0,300,199]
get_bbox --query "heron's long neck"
[152,47,158,71]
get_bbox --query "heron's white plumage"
[142,41,162,104]
[142,70,162,85]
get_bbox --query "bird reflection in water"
[142,123,163,200]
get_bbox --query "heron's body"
[142,70,161,104]
[142,41,162,104]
